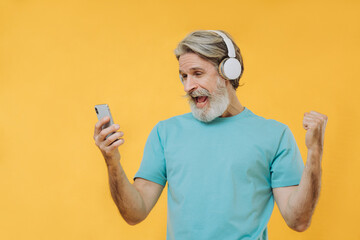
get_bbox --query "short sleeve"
[270,126,304,188]
[134,123,167,186]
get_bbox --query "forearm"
[286,149,322,231]
[107,162,147,225]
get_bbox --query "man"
[93,30,328,239]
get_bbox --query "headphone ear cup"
[219,58,242,80]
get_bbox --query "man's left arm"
[273,111,328,232]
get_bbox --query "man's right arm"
[94,116,164,225]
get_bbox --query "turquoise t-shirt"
[134,107,304,240]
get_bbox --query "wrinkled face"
[179,53,229,122]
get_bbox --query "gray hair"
[174,30,244,90]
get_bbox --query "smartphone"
[95,104,115,139]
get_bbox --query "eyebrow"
[179,67,205,74]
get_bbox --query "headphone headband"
[208,30,236,58]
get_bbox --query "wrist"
[105,157,120,168]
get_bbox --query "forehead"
[178,53,215,72]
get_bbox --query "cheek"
[198,70,220,93]
[198,83,214,94]
[207,79,220,94]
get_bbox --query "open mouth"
[194,96,208,108]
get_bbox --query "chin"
[189,98,229,123]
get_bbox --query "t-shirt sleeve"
[133,122,167,187]
[270,126,304,188]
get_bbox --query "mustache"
[183,88,211,99]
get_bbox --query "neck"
[220,83,244,118]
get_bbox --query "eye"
[194,71,203,77]
[181,74,187,79]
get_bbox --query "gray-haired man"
[94,30,327,239]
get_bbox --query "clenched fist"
[303,111,328,152]
[94,116,125,166]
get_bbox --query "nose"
[183,75,198,93]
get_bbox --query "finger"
[309,110,323,116]
[303,119,317,130]
[308,111,328,121]
[98,124,120,142]
[303,117,318,126]
[303,124,309,130]
[304,114,326,125]
[303,121,309,130]
[303,116,314,121]
[104,131,124,147]
[105,138,125,151]
[94,116,110,137]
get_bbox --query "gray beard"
[187,78,230,123]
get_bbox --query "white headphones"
[209,30,242,81]
[179,30,242,83]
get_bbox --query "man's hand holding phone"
[94,114,124,167]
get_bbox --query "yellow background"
[1,0,359,239]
